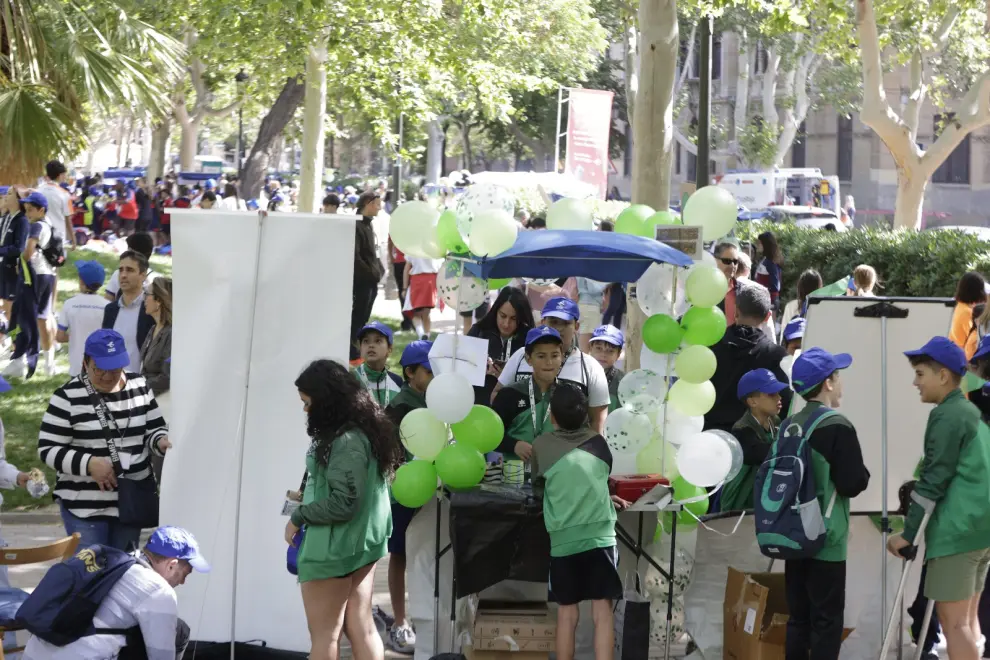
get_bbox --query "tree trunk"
[628,0,678,373]
[299,43,328,214]
[241,76,305,199]
[425,119,445,184]
[461,123,473,170]
[147,119,171,182]
[732,31,750,150]
[894,166,927,229]
[179,119,199,172]
[624,18,639,126]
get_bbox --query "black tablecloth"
[447,485,551,597]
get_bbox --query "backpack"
[15,544,137,646]
[753,406,838,559]
[40,219,65,268]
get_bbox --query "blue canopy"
[103,169,144,179]
[462,229,693,283]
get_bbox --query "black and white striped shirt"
[38,374,168,519]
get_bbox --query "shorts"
[34,274,56,319]
[0,269,17,301]
[925,547,990,602]
[409,273,438,310]
[578,303,602,328]
[548,545,622,605]
[388,502,419,555]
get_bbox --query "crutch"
[879,507,933,660]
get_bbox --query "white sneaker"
[387,624,416,655]
[2,357,27,379]
[43,351,57,377]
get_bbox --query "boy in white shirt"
[57,261,110,376]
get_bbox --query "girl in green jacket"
[286,360,406,660]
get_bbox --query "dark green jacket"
[492,380,555,460]
[905,389,990,560]
[532,427,616,557]
[606,367,625,413]
[291,429,391,580]
[720,412,778,512]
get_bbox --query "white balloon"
[426,372,474,423]
[636,263,678,316]
[698,251,717,267]
[455,183,516,240]
[469,209,518,257]
[389,201,440,258]
[436,259,488,312]
[640,347,671,375]
[605,408,655,454]
[707,429,745,481]
[546,198,594,231]
[656,406,705,445]
[676,431,733,487]
[618,369,667,414]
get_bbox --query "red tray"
[608,474,670,502]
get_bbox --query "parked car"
[765,205,848,232]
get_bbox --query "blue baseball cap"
[205,179,216,190]
[357,321,394,346]
[526,326,563,347]
[75,260,106,289]
[541,297,579,322]
[146,526,210,572]
[783,318,807,342]
[792,347,852,395]
[737,368,789,399]
[84,329,130,371]
[399,340,433,370]
[88,186,102,197]
[905,336,967,375]
[972,335,990,363]
[23,191,48,209]
[0,376,11,394]
[590,324,624,347]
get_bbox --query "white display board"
[161,210,356,652]
[800,296,954,513]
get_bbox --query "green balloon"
[675,345,718,384]
[642,314,683,354]
[615,204,656,238]
[391,460,438,508]
[685,266,728,307]
[680,306,727,346]
[660,476,709,530]
[488,277,512,291]
[437,209,469,254]
[451,405,504,453]
[635,439,679,480]
[647,211,679,227]
[398,408,448,460]
[435,443,486,489]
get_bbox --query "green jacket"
[720,412,777,512]
[291,429,391,580]
[352,363,402,408]
[492,380,555,460]
[532,427,616,557]
[606,367,625,413]
[904,389,990,560]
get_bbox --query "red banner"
[564,88,614,199]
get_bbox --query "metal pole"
[392,113,404,207]
[554,87,565,173]
[237,106,244,176]
[696,15,713,189]
[880,315,889,645]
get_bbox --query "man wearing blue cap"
[353,322,401,407]
[782,317,806,356]
[495,297,611,433]
[57,260,109,376]
[588,325,625,413]
[720,369,788,512]
[23,525,208,659]
[781,347,870,660]
[889,337,990,659]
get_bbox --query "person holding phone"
[467,287,535,405]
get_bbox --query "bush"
[735,222,990,304]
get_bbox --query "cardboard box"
[473,601,556,653]
[723,567,852,660]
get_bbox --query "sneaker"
[43,350,57,377]
[2,357,26,379]
[387,624,416,655]
[372,605,394,634]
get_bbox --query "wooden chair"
[0,533,81,659]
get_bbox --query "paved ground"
[373,280,460,335]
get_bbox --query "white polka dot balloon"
[436,258,488,312]
[454,183,516,243]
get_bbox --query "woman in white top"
[219,183,247,211]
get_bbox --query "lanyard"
[528,377,555,438]
[501,336,513,362]
[357,365,389,407]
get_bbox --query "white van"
[715,168,841,214]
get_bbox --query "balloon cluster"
[391,372,506,507]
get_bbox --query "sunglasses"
[719,257,739,266]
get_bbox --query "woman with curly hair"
[285,359,405,660]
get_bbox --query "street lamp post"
[235,68,249,176]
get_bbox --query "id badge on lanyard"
[529,377,554,438]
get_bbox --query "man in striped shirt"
[38,329,171,551]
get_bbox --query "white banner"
[163,210,356,652]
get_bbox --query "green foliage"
[736,222,990,304]
[737,122,779,168]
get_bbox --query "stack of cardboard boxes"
[466,602,557,660]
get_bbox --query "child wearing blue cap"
[780,347,870,660]
[782,317,806,356]
[888,337,990,659]
[588,325,625,413]
[57,260,110,377]
[720,369,787,512]
[352,322,401,408]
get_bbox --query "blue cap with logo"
[791,347,852,395]
[905,336,967,375]
[737,368,789,400]
[23,191,48,210]
[541,297,580,322]
[146,526,210,572]
[590,324,624,347]
[0,376,10,394]
[84,328,130,371]
[400,340,433,370]
[357,321,394,346]
[972,335,990,363]
[526,326,563,347]
[783,317,807,342]
[75,260,106,289]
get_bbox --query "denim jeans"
[59,502,142,551]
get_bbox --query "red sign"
[565,88,614,199]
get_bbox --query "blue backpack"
[753,406,838,559]
[15,544,137,646]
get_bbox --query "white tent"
[161,209,356,654]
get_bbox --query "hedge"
[734,222,990,305]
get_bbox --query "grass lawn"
[1,248,172,510]
[369,315,435,374]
